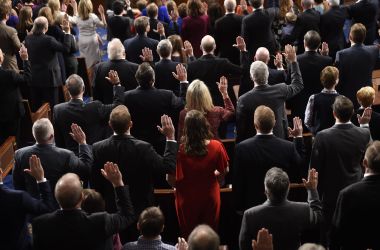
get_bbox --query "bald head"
[55,173,83,209]
[32,16,48,35]
[255,47,270,64]
[108,38,125,60]
[201,35,216,54]
[188,225,220,250]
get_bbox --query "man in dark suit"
[32,163,135,250]
[0,156,55,250]
[214,0,243,65]
[287,31,332,124]
[107,0,133,43]
[234,106,305,212]
[320,0,347,60]
[0,47,31,145]
[310,96,372,244]
[123,16,160,64]
[236,39,303,142]
[239,167,322,250]
[25,16,71,111]
[330,141,380,250]
[335,23,379,107]
[188,35,242,107]
[54,73,124,154]
[291,0,320,54]
[241,0,277,58]
[91,105,177,242]
[146,3,171,41]
[13,119,92,206]
[93,38,138,104]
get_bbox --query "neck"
[305,47,317,52]
[141,235,161,240]
[225,11,235,14]
[1,19,6,24]
[202,51,214,56]
[160,56,171,60]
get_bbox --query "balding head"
[55,173,83,209]
[301,0,313,9]
[255,47,270,64]
[188,225,220,250]
[107,38,125,60]
[157,39,173,59]
[224,0,236,12]
[201,35,216,54]
[32,16,48,35]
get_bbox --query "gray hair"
[302,0,313,9]
[250,61,269,85]
[188,225,220,250]
[32,118,54,143]
[255,47,270,64]
[299,243,326,250]
[157,39,173,58]
[107,38,125,60]
[32,16,48,35]
[66,74,85,97]
[264,167,290,202]
[224,0,236,12]
[327,0,339,6]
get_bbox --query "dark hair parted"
[135,62,155,88]
[304,30,321,51]
[187,0,204,17]
[332,96,354,122]
[138,207,165,237]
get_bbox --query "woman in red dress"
[173,110,229,238]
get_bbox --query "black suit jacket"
[32,185,135,250]
[353,108,380,140]
[188,54,242,106]
[288,51,332,121]
[13,144,93,206]
[53,86,124,153]
[310,123,371,223]
[0,182,54,250]
[154,58,181,96]
[214,13,243,65]
[123,34,159,64]
[147,18,172,41]
[330,175,380,250]
[291,9,320,54]
[107,15,132,42]
[93,60,138,104]
[233,135,305,211]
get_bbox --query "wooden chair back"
[372,69,380,105]
[0,136,16,177]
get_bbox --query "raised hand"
[288,116,303,137]
[24,155,45,182]
[98,4,105,15]
[69,123,87,145]
[357,107,372,125]
[240,0,248,11]
[274,52,284,69]
[19,45,28,61]
[157,114,175,140]
[125,0,131,8]
[217,76,228,98]
[139,47,153,62]
[283,44,297,63]
[233,36,247,52]
[61,17,70,33]
[176,237,188,250]
[172,63,187,82]
[105,70,121,85]
[101,162,124,187]
[252,228,273,250]
[61,2,67,12]
[319,42,329,56]
[183,40,193,57]
[170,10,178,22]
[303,168,318,190]
[153,22,165,36]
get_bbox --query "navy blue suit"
[123,34,159,64]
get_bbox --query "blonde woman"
[71,0,106,68]
[177,77,235,140]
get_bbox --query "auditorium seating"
[62,85,71,102]
[0,136,16,177]
[372,69,380,106]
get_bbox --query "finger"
[24,169,32,175]
[172,72,178,79]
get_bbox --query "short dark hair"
[135,62,155,88]
[332,96,354,122]
[109,105,131,134]
[188,225,220,250]
[320,66,339,89]
[112,0,125,15]
[254,105,275,133]
[146,3,158,18]
[66,74,85,97]
[248,0,263,9]
[0,2,11,20]
[81,189,105,214]
[304,30,321,51]
[350,23,366,44]
[365,141,380,173]
[138,207,165,237]
[134,16,149,35]
[187,0,204,17]
[264,167,290,202]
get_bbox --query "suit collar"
[363,174,380,182]
[69,99,84,104]
[253,84,269,89]
[332,123,354,129]
[264,199,289,206]
[111,134,135,140]
[254,134,275,139]
[200,54,216,59]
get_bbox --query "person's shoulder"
[33,210,58,224]
[122,241,138,249]
[15,145,36,156]
[53,101,69,111]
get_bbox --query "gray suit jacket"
[239,189,322,250]
[0,22,21,71]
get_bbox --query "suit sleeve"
[310,134,325,194]
[13,151,26,191]
[52,107,65,148]
[222,58,243,77]
[233,144,246,212]
[69,144,93,181]
[236,98,250,143]
[170,82,188,109]
[291,137,306,179]
[22,181,55,214]
[10,28,22,53]
[49,34,71,53]
[306,189,322,228]
[145,141,178,174]
[97,85,125,120]
[284,61,303,100]
[329,190,349,250]
[219,97,235,122]
[10,60,32,86]
[239,211,254,250]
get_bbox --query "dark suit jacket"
[123,34,159,64]
[310,123,371,223]
[53,86,124,153]
[13,144,93,206]
[214,13,243,65]
[147,18,172,41]
[154,58,181,96]
[0,182,54,250]
[107,15,132,42]
[353,108,380,140]
[239,189,322,250]
[335,44,379,107]
[236,61,303,142]
[233,135,305,211]
[93,59,138,104]
[288,51,332,121]
[25,33,70,87]
[330,175,380,250]
[91,135,177,214]
[188,54,242,106]
[32,185,135,250]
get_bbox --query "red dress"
[175,140,229,238]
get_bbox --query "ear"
[161,225,165,233]
[363,158,368,169]
[129,120,133,129]
[137,222,140,231]
[332,111,337,119]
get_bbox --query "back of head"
[188,225,220,250]
[356,86,375,108]
[304,30,321,51]
[78,0,93,20]
[320,66,339,89]
[201,35,216,54]
[187,0,204,17]
[327,0,339,6]
[249,0,263,9]
[112,0,125,15]
[0,1,11,20]
[38,6,54,26]
[107,38,125,60]
[157,39,173,58]
[48,0,60,17]
[136,0,147,11]
[135,62,155,88]
[285,12,297,23]
[264,167,290,202]
[146,3,158,18]
[138,207,165,238]
[134,16,149,35]
[224,0,236,12]
[186,80,214,113]
[350,23,366,44]
[81,189,105,214]
[332,96,354,122]
[299,243,326,250]
[254,105,275,134]
[364,141,380,174]
[32,118,54,144]
[66,74,85,97]
[32,16,48,35]
[178,3,188,18]
[250,61,269,86]
[109,105,131,135]
[301,0,313,9]
[55,173,83,209]
[255,47,270,64]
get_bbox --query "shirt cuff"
[37,178,47,183]
[180,81,189,84]
[166,139,177,143]
[360,123,369,128]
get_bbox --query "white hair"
[328,0,339,6]
[302,0,313,9]
[250,61,269,85]
[32,118,54,143]
[224,0,236,12]
[107,38,125,60]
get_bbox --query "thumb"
[24,169,32,175]
[172,72,178,79]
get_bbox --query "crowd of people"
[1,0,380,249]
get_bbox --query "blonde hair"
[186,80,214,113]
[78,0,93,20]
[38,7,54,26]
[48,0,60,21]
[356,86,375,108]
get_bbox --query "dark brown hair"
[187,0,204,17]
[138,207,165,237]
[350,23,366,44]
[81,189,105,213]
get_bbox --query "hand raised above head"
[157,114,175,140]
[318,42,329,56]
[287,116,303,138]
[183,40,194,57]
[153,22,165,36]
[302,168,318,190]
[24,155,45,182]
[69,123,87,145]
[101,162,124,187]
[19,45,28,61]
[139,47,154,62]
[283,44,297,63]
[233,36,246,52]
